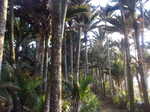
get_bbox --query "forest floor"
[100,97,128,112]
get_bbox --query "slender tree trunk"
[64,36,68,81]
[10,0,15,66]
[98,68,103,91]
[9,1,23,111]
[103,73,106,97]
[107,37,114,96]
[123,50,128,92]
[140,0,144,54]
[49,1,68,112]
[121,6,134,112]
[43,34,49,92]
[134,21,149,105]
[43,34,51,112]
[84,32,88,76]
[44,75,50,112]
[139,0,148,91]
[72,27,82,112]
[35,32,45,76]
[74,27,82,82]
[0,0,8,79]
[124,32,134,112]
[135,70,143,100]
[70,33,74,79]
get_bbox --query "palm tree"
[82,9,99,76]
[139,0,145,53]
[10,0,16,65]
[49,1,68,112]
[0,0,8,79]
[65,0,93,80]
[134,20,149,105]
[121,8,135,112]
[103,0,136,111]
[65,2,94,112]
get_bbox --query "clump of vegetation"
[63,76,100,112]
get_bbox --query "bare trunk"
[72,27,82,112]
[49,1,68,112]
[140,0,144,54]
[43,34,49,92]
[10,0,15,66]
[103,73,106,97]
[135,71,143,100]
[70,33,74,79]
[0,0,8,79]
[123,50,128,92]
[43,34,50,112]
[121,6,134,112]
[75,27,82,82]
[44,83,50,112]
[124,33,134,112]
[134,21,149,105]
[84,32,88,76]
[64,37,68,80]
[98,68,103,91]
[107,37,114,96]
[36,32,45,76]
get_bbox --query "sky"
[90,0,109,7]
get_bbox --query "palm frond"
[66,5,89,20]
[0,82,20,91]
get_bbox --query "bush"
[63,76,101,112]
[80,87,100,112]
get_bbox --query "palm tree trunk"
[64,36,68,81]
[121,6,134,112]
[10,0,16,66]
[72,27,82,112]
[84,32,88,76]
[70,33,74,79]
[98,67,103,91]
[103,72,106,97]
[75,27,82,82]
[140,0,144,54]
[134,21,149,105]
[135,70,143,100]
[139,0,148,90]
[107,37,114,96]
[0,0,8,79]
[49,1,68,112]
[124,32,134,112]
[35,33,45,76]
[44,79,50,112]
[43,34,49,92]
[10,2,23,111]
[123,50,128,92]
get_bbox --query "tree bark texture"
[49,1,68,112]
[0,0,8,79]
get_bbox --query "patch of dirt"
[100,98,128,112]
[101,104,127,112]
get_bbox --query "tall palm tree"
[103,0,136,111]
[65,1,94,112]
[134,20,149,105]
[10,0,16,65]
[82,9,99,76]
[49,1,68,112]
[121,7,135,112]
[0,0,8,79]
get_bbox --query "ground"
[100,97,128,112]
